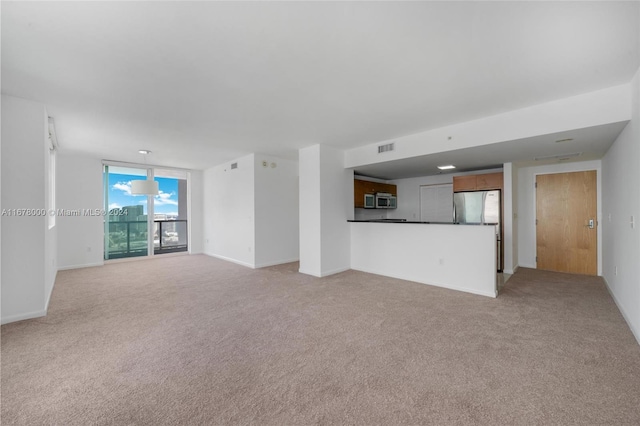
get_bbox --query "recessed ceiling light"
[437,165,456,170]
[138,149,151,154]
[555,138,574,143]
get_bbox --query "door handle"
[587,219,595,229]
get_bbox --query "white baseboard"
[44,269,57,312]
[504,265,519,275]
[299,266,352,278]
[603,277,640,347]
[204,252,255,269]
[319,266,351,277]
[254,258,299,268]
[57,261,104,271]
[298,267,321,277]
[1,310,47,325]
[518,263,536,269]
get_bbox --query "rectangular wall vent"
[378,142,395,154]
[231,162,238,169]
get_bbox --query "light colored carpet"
[2,255,640,425]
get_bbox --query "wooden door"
[536,171,597,275]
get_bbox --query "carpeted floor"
[2,255,640,425]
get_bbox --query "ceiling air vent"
[378,142,395,154]
[231,162,238,169]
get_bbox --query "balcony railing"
[106,220,188,259]
[154,220,188,254]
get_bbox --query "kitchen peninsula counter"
[350,221,497,298]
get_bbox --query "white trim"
[319,266,351,277]
[57,262,105,271]
[254,258,300,268]
[204,252,255,269]
[1,310,47,325]
[299,266,351,277]
[351,266,497,298]
[518,263,536,269]
[504,265,519,275]
[45,269,57,312]
[298,268,321,277]
[603,277,640,346]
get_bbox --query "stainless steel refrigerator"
[453,190,502,271]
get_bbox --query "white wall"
[299,144,353,277]
[602,66,640,344]
[517,160,603,273]
[505,163,519,274]
[346,84,631,169]
[1,95,54,324]
[299,146,322,275]
[44,111,57,308]
[56,154,104,270]
[351,222,497,298]
[254,155,299,267]
[320,146,353,275]
[203,154,256,267]
[202,153,298,269]
[502,163,516,274]
[189,169,204,254]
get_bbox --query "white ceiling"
[2,2,639,172]
[354,122,628,180]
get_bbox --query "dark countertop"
[348,219,498,225]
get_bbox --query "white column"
[299,144,353,277]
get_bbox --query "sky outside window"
[106,173,179,216]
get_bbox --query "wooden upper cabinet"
[354,179,397,207]
[378,183,397,196]
[453,172,503,192]
[353,179,367,208]
[476,172,503,190]
[453,175,477,192]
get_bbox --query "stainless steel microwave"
[375,193,397,209]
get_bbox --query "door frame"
[531,163,602,275]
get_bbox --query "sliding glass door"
[103,164,189,260]
[153,169,188,255]
[104,165,150,260]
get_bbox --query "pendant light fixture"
[130,150,159,195]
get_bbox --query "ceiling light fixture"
[437,165,456,170]
[534,152,582,161]
[554,138,574,143]
[130,150,159,195]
